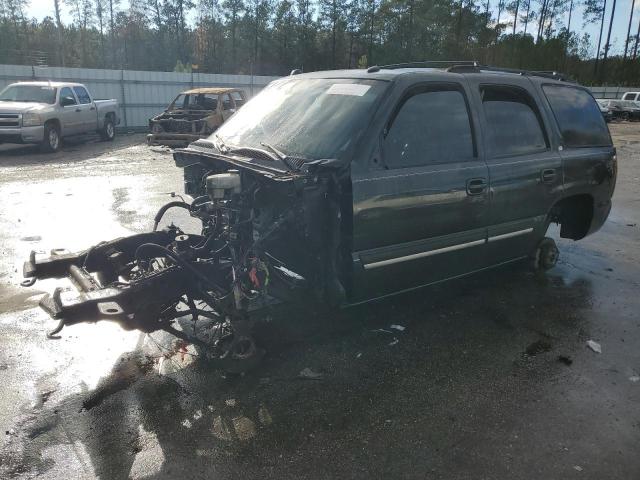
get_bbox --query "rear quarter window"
[542,85,611,147]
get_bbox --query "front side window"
[212,78,387,161]
[73,86,91,104]
[543,85,611,148]
[383,88,475,169]
[60,87,77,105]
[481,85,548,157]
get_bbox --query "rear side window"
[542,85,611,147]
[222,93,234,110]
[231,91,245,107]
[73,86,91,104]
[481,85,548,156]
[384,87,475,168]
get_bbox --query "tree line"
[1,0,640,85]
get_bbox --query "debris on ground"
[629,375,640,383]
[181,419,192,429]
[388,338,399,346]
[557,355,573,366]
[233,416,257,441]
[356,352,362,359]
[371,328,393,334]
[299,367,323,380]
[525,340,552,356]
[389,324,406,332]
[0,363,8,370]
[573,465,583,472]
[225,398,237,407]
[258,405,273,426]
[5,428,16,435]
[586,340,602,354]
[193,410,203,420]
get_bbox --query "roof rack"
[368,61,574,83]
[376,60,479,70]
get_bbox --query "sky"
[24,0,640,58]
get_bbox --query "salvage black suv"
[23,63,617,372]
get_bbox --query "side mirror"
[60,96,75,107]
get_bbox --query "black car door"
[350,80,490,301]
[465,76,563,265]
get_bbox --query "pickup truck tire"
[41,122,61,153]
[100,117,116,141]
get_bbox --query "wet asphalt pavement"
[0,128,639,479]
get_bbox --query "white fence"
[0,64,280,129]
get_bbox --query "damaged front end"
[22,143,349,372]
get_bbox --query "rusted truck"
[147,87,246,147]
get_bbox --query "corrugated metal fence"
[0,64,280,129]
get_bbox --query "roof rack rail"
[475,65,575,82]
[377,60,479,70]
[372,61,574,83]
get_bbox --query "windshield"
[211,78,387,161]
[0,84,57,104]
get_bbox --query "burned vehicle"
[23,64,617,372]
[147,88,246,147]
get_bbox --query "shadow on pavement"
[0,262,596,479]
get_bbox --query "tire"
[100,117,116,141]
[40,122,61,153]
[530,237,559,272]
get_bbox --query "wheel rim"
[107,122,114,138]
[49,129,59,149]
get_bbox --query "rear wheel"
[40,122,61,153]
[100,117,115,141]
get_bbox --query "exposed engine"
[22,152,348,372]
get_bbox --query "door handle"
[90,106,95,111]
[541,168,557,183]
[75,108,81,113]
[466,177,487,196]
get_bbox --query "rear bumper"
[0,125,44,144]
[147,133,203,147]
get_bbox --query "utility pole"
[601,0,618,81]
[594,0,608,77]
[53,0,65,66]
[623,0,636,61]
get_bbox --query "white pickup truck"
[0,81,119,152]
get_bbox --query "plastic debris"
[586,340,602,354]
[193,410,203,420]
[207,405,215,412]
[356,352,362,359]
[225,398,237,407]
[181,419,192,429]
[299,367,323,379]
[389,324,405,332]
[629,376,640,383]
[371,328,393,334]
[388,338,399,346]
[573,466,583,472]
